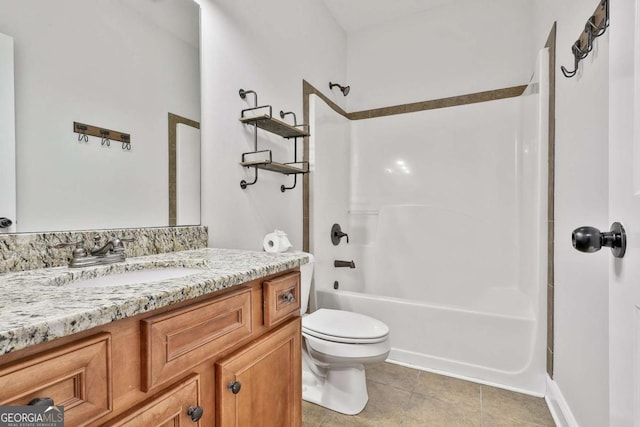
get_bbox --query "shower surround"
[309,50,549,395]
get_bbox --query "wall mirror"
[0,0,201,233]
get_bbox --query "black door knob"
[187,405,204,422]
[572,222,626,258]
[0,217,12,229]
[227,381,241,394]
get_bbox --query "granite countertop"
[0,248,308,356]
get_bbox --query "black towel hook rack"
[561,0,609,78]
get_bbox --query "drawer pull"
[187,405,204,422]
[227,381,242,394]
[281,292,295,303]
[28,397,55,406]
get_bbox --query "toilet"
[299,254,390,415]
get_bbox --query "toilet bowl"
[299,254,390,415]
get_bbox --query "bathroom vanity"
[0,247,306,426]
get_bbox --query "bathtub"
[308,49,549,396]
[316,286,543,394]
[311,203,546,395]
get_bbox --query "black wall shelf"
[238,89,309,192]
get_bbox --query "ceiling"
[321,0,452,33]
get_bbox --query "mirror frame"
[168,113,200,226]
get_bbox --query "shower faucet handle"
[331,223,349,245]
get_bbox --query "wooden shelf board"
[239,115,308,139]
[240,160,308,175]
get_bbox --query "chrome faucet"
[91,235,133,256]
[50,234,135,268]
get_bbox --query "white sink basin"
[69,267,204,288]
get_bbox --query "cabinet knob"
[0,217,12,229]
[227,381,242,394]
[281,292,295,303]
[28,397,54,406]
[187,405,204,422]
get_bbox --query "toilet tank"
[299,252,315,314]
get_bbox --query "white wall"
[348,100,520,302]
[533,3,610,427]
[308,95,351,303]
[345,0,535,111]
[197,0,346,250]
[516,49,549,304]
[0,0,200,232]
[0,33,15,233]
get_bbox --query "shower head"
[329,82,350,96]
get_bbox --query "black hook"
[239,89,258,108]
[279,110,298,126]
[76,124,89,142]
[561,0,609,79]
[100,129,110,147]
[281,174,297,192]
[240,166,258,189]
[561,41,589,78]
[120,134,131,150]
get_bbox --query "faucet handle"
[91,235,104,252]
[48,240,89,259]
[109,235,135,252]
[49,241,82,249]
[331,223,350,245]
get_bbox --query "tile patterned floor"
[302,363,556,427]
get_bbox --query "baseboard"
[545,375,579,427]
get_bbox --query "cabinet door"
[107,374,202,427]
[216,318,301,427]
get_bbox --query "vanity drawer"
[141,287,253,391]
[263,271,301,327]
[0,333,112,427]
[106,374,202,426]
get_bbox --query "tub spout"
[334,260,355,268]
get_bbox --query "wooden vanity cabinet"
[0,269,302,427]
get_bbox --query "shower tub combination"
[309,50,549,395]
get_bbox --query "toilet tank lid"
[302,308,389,340]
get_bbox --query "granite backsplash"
[0,226,208,274]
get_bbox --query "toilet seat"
[303,332,390,361]
[302,308,389,344]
